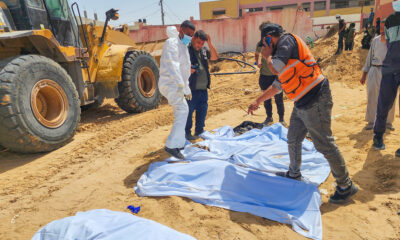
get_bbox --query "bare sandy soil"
[0,34,399,240]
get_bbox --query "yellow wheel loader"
[0,0,161,153]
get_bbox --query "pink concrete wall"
[129,8,313,52]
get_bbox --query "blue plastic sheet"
[136,124,330,239]
[32,209,195,240]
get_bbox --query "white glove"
[183,85,192,96]
[177,84,185,101]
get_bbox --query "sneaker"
[395,148,400,157]
[386,123,395,131]
[329,183,359,204]
[164,147,185,160]
[373,136,385,150]
[263,117,273,125]
[185,133,198,141]
[365,122,374,130]
[276,171,302,181]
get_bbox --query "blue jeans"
[185,90,208,135]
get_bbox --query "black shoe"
[373,136,385,150]
[276,171,302,181]
[263,117,273,125]
[164,147,185,160]
[185,133,198,141]
[395,148,400,157]
[386,123,395,131]
[329,183,359,204]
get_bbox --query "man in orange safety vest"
[248,23,358,204]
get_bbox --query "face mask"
[393,1,400,12]
[181,34,192,46]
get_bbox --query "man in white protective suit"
[158,20,195,160]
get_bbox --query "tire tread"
[0,55,81,153]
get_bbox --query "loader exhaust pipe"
[100,8,119,43]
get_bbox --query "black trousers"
[259,75,284,120]
[374,70,400,138]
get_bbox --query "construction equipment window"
[26,0,45,9]
[44,0,68,20]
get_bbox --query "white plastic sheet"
[32,209,195,240]
[136,124,330,239]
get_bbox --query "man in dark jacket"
[185,30,219,140]
[336,17,346,54]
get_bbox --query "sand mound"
[313,33,368,87]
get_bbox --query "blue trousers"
[185,90,208,135]
[337,32,345,52]
[374,70,400,138]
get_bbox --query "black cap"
[261,23,284,40]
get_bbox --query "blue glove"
[127,205,141,214]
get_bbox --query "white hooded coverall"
[158,26,191,149]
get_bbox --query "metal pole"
[159,0,165,25]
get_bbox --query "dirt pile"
[313,33,368,87]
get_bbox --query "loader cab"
[2,0,80,47]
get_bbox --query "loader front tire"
[115,51,160,113]
[0,55,80,153]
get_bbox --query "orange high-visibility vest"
[278,34,325,101]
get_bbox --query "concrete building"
[199,0,376,20]
[374,0,395,20]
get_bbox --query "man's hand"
[360,76,366,85]
[360,72,368,85]
[261,43,273,59]
[185,94,192,101]
[191,69,196,74]
[254,61,262,68]
[247,100,260,115]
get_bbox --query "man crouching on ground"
[247,23,358,204]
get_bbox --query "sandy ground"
[0,35,399,240]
